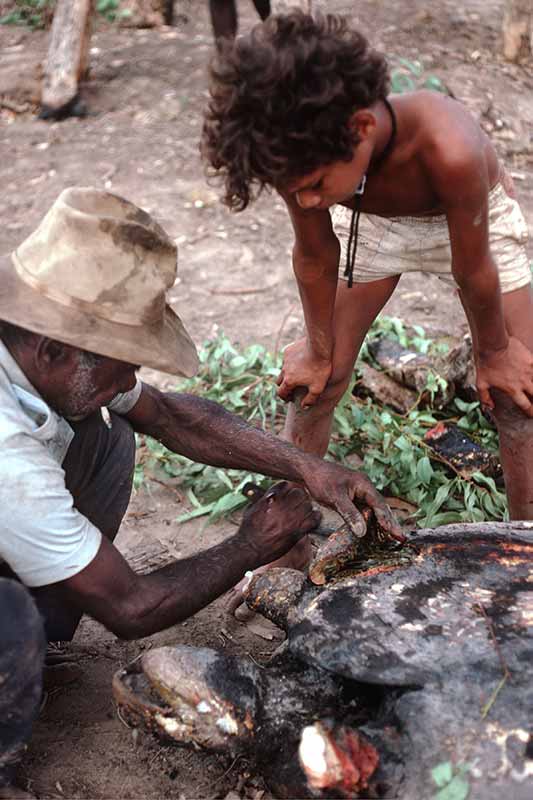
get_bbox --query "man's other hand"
[236,481,321,567]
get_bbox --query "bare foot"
[225,534,313,615]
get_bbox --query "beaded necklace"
[344,97,397,288]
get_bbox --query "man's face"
[50,349,139,420]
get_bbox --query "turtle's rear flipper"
[113,645,262,754]
[308,525,362,586]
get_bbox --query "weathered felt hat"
[0,187,198,376]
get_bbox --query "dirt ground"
[1,1,532,798]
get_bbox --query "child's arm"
[276,194,340,406]
[436,144,533,415]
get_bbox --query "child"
[201,11,533,520]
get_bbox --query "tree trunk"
[41,0,93,117]
[502,0,533,61]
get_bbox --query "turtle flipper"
[113,645,262,754]
[244,567,308,630]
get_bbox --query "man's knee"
[64,411,136,539]
[0,580,45,785]
[0,579,45,656]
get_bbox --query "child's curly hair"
[201,11,389,211]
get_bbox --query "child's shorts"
[333,179,531,294]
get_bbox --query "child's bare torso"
[339,90,501,219]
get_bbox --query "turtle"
[113,518,533,799]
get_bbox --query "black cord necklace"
[344,97,397,288]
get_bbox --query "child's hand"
[476,336,533,416]
[277,338,332,407]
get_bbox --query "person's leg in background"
[251,0,270,21]
[209,0,238,47]
[209,0,270,50]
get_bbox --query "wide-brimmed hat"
[0,187,199,377]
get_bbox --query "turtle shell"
[250,523,533,688]
[246,523,533,799]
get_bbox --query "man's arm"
[63,483,319,639]
[125,383,403,540]
[277,194,340,406]
[431,133,533,415]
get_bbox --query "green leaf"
[214,469,234,490]
[454,398,479,413]
[176,503,216,523]
[136,327,506,526]
[471,472,497,492]
[433,774,470,800]
[417,456,434,484]
[394,435,411,452]
[391,71,416,94]
[432,762,453,788]
[424,75,446,93]
[428,511,462,525]
[187,488,202,509]
[209,492,247,520]
[397,57,423,76]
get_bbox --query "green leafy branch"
[0,0,54,30]
[390,56,448,95]
[134,321,507,527]
[0,0,131,28]
[431,761,471,800]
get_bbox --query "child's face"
[285,143,371,212]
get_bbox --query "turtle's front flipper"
[112,645,262,754]
[244,567,308,630]
[308,524,362,586]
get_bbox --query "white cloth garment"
[0,339,141,587]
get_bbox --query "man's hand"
[235,481,321,567]
[477,336,533,416]
[277,338,332,407]
[301,460,405,544]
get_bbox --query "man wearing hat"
[0,187,400,797]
